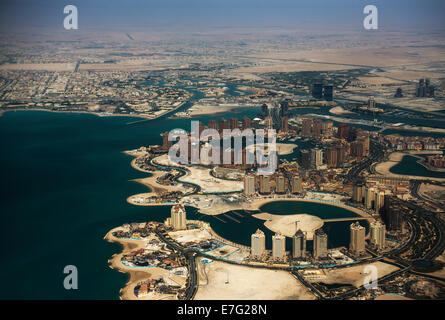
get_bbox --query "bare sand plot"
[272,143,297,156]
[194,260,315,300]
[375,68,445,81]
[154,154,243,192]
[253,213,323,240]
[205,245,240,258]
[233,62,356,73]
[169,229,212,243]
[357,76,407,86]
[181,166,244,193]
[243,46,445,68]
[233,43,445,74]
[418,183,445,204]
[330,106,354,115]
[183,194,246,215]
[312,262,399,288]
[188,103,241,116]
[221,248,250,263]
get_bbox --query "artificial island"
[105,100,445,300]
[2,27,444,301]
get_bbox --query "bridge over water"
[322,217,372,222]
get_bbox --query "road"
[154,229,198,300]
[335,265,412,300]
[345,139,385,183]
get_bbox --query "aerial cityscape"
[0,0,444,304]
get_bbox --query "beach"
[374,150,445,182]
[104,227,179,300]
[104,229,151,300]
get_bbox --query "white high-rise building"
[368,96,376,109]
[365,186,375,209]
[251,229,266,257]
[374,191,385,214]
[291,175,303,194]
[311,148,323,169]
[292,229,306,259]
[313,228,328,259]
[349,222,366,256]
[275,173,287,194]
[171,204,186,230]
[370,220,386,250]
[259,175,271,194]
[272,233,286,260]
[244,174,256,196]
[352,183,365,204]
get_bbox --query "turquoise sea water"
[0,108,272,299]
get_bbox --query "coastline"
[375,150,445,182]
[105,221,318,300]
[0,107,149,119]
[0,102,188,121]
[416,159,445,173]
[104,227,180,300]
[104,229,152,300]
[249,197,372,220]
[123,149,372,222]
[123,151,188,206]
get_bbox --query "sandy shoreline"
[125,151,191,205]
[104,227,180,300]
[375,150,445,182]
[124,151,372,224]
[104,229,151,300]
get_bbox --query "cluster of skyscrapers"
[311,83,334,101]
[369,220,386,250]
[353,183,403,233]
[415,78,435,98]
[300,148,324,170]
[250,218,385,262]
[349,220,386,256]
[243,173,303,196]
[170,204,187,230]
[300,119,370,168]
[301,118,334,139]
[349,222,366,256]
[353,183,386,214]
[250,224,330,261]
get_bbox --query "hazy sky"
[0,0,444,32]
